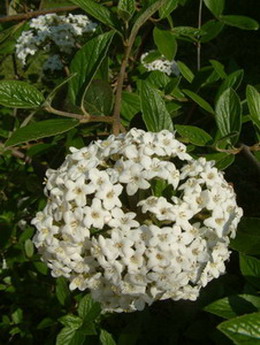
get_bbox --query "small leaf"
[56,277,71,306]
[177,61,194,83]
[159,0,178,19]
[56,327,86,345]
[215,88,242,145]
[182,89,214,114]
[153,27,177,61]
[210,60,226,79]
[203,0,225,17]
[78,294,101,321]
[118,0,135,21]
[24,239,34,258]
[100,329,116,345]
[200,20,224,42]
[140,82,174,132]
[240,254,260,289]
[230,217,260,255]
[59,315,82,330]
[204,294,260,319]
[69,31,115,106]
[0,81,45,108]
[218,312,260,345]
[220,15,259,30]
[5,119,79,147]
[69,0,121,31]
[246,85,260,129]
[175,125,212,146]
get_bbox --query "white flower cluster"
[141,52,179,76]
[32,129,242,313]
[16,13,97,71]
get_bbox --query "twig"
[0,6,79,23]
[45,105,114,124]
[197,0,203,70]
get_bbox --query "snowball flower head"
[141,51,180,76]
[32,129,242,313]
[16,13,97,69]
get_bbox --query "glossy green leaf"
[56,277,70,306]
[24,239,34,258]
[176,125,212,146]
[215,88,242,145]
[56,327,86,345]
[59,315,83,329]
[0,81,45,108]
[69,31,115,106]
[121,91,140,122]
[118,0,135,21]
[69,0,121,31]
[153,27,177,61]
[131,0,168,40]
[240,254,260,289]
[78,294,101,321]
[220,15,259,30]
[5,119,79,147]
[200,20,224,42]
[216,70,244,100]
[159,0,178,19]
[100,329,116,345]
[182,89,214,114]
[140,82,174,132]
[210,60,226,79]
[177,61,194,83]
[230,217,260,255]
[203,0,225,17]
[246,85,260,129]
[218,312,260,345]
[204,294,260,319]
[83,80,114,116]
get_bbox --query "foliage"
[0,0,259,344]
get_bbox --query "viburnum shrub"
[32,129,242,312]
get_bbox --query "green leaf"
[220,15,259,31]
[216,70,244,100]
[240,254,260,289]
[0,81,45,108]
[121,91,140,122]
[140,82,174,132]
[177,61,194,83]
[78,294,101,321]
[69,31,115,106]
[118,0,135,21]
[246,85,260,129]
[218,312,260,345]
[159,0,178,19]
[69,0,121,31]
[56,277,71,306]
[215,88,242,145]
[203,0,225,17]
[205,294,260,319]
[200,20,224,42]
[230,217,260,255]
[83,80,114,116]
[153,27,177,61]
[56,327,86,345]
[5,119,79,147]
[182,89,214,114]
[100,329,116,345]
[11,308,23,324]
[59,315,82,330]
[131,0,168,40]
[210,60,226,79]
[176,125,212,146]
[24,239,34,258]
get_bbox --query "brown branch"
[0,6,79,23]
